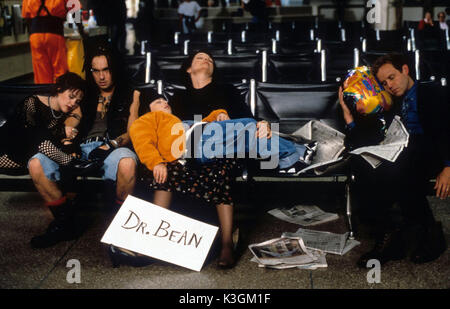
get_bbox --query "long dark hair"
[180,50,220,88]
[83,43,126,91]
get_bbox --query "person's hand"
[153,163,168,184]
[99,143,111,151]
[216,112,230,121]
[435,166,450,199]
[256,120,272,139]
[65,126,78,140]
[339,86,354,125]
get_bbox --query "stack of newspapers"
[249,236,328,270]
[249,229,360,270]
[282,228,360,256]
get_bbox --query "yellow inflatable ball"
[343,66,392,115]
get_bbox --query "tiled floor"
[0,180,448,290]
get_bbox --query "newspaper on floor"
[278,116,409,174]
[248,236,327,269]
[250,253,327,270]
[282,228,360,255]
[268,205,339,226]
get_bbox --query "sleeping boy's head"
[149,96,172,114]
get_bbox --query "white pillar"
[373,0,399,31]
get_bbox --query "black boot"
[410,221,447,264]
[107,245,155,268]
[30,199,81,249]
[357,228,406,268]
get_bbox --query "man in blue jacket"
[340,53,449,267]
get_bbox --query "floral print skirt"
[139,159,241,206]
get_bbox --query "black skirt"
[138,159,241,206]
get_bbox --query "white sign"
[101,195,219,272]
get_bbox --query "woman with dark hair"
[0,72,90,172]
[173,51,258,122]
[127,50,277,269]
[0,72,97,249]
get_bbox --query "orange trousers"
[29,33,68,84]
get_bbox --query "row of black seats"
[124,46,449,85]
[2,79,447,235]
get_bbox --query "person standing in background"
[88,0,127,54]
[241,0,268,30]
[134,0,156,48]
[178,0,201,34]
[22,0,73,84]
[437,11,448,31]
[418,11,435,30]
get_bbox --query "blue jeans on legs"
[192,118,305,169]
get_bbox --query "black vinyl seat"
[415,28,447,52]
[214,54,262,83]
[187,42,229,55]
[0,84,52,123]
[146,43,183,56]
[316,21,345,42]
[364,29,407,53]
[412,50,450,81]
[252,82,343,134]
[326,50,355,81]
[153,55,189,84]
[277,41,317,55]
[267,53,321,83]
[123,55,148,83]
[345,20,369,45]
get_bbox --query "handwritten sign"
[101,195,219,271]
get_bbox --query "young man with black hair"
[339,53,449,267]
[78,46,139,212]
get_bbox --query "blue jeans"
[187,118,305,169]
[28,142,137,182]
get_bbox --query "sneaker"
[301,141,318,165]
[305,141,318,152]
[108,245,156,268]
[278,160,309,175]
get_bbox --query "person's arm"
[225,84,271,138]
[435,166,450,199]
[21,0,32,30]
[195,3,201,22]
[418,20,425,30]
[202,109,229,122]
[129,113,165,171]
[178,4,184,30]
[62,106,82,144]
[127,90,141,133]
[339,86,354,125]
[429,85,450,199]
[103,90,141,149]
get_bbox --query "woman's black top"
[169,82,253,120]
[0,95,67,164]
